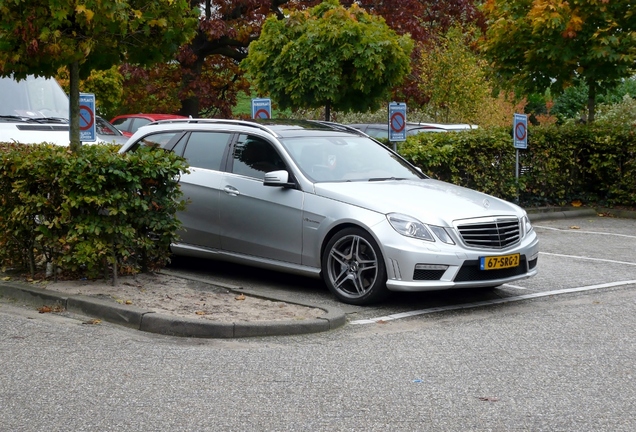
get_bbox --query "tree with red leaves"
[341,0,484,106]
[119,0,483,118]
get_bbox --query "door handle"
[223,185,240,196]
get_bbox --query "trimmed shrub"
[0,143,188,279]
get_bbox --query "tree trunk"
[178,55,204,118]
[69,61,81,152]
[324,101,331,121]
[587,80,597,123]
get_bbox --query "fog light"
[415,264,449,271]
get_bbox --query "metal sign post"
[388,102,407,151]
[251,98,272,119]
[79,93,96,143]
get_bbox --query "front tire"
[321,227,389,305]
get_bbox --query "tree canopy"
[481,0,636,122]
[0,0,197,150]
[241,0,413,120]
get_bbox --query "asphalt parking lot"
[165,214,636,326]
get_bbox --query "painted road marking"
[502,284,527,290]
[350,280,636,325]
[535,225,636,240]
[540,252,636,266]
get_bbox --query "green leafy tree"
[419,25,525,127]
[0,0,197,151]
[419,26,491,124]
[481,0,636,122]
[241,0,413,121]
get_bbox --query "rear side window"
[179,132,231,171]
[125,132,181,152]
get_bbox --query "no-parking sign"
[251,98,271,119]
[388,102,407,142]
[79,93,96,142]
[513,113,528,149]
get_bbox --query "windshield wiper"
[0,115,28,122]
[29,117,69,124]
[0,115,69,124]
[368,177,408,182]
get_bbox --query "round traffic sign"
[390,112,405,133]
[79,104,94,131]
[515,121,526,141]
[254,108,270,119]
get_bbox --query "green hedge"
[0,143,188,279]
[399,123,636,207]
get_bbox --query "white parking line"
[502,283,527,290]
[535,225,636,240]
[540,252,636,266]
[350,280,636,325]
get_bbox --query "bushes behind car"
[399,122,636,208]
[0,143,188,279]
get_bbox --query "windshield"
[281,135,423,182]
[0,75,69,119]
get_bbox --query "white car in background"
[0,75,126,146]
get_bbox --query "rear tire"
[321,227,389,305]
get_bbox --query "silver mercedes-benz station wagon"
[119,119,538,305]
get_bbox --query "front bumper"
[377,223,540,292]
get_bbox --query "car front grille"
[456,217,521,249]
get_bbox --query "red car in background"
[110,113,187,137]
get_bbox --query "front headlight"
[387,213,454,244]
[521,213,533,238]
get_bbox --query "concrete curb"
[527,208,598,222]
[527,207,636,222]
[0,280,347,339]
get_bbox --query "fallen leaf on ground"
[1,276,11,281]
[376,320,388,324]
[570,226,580,229]
[195,311,206,315]
[82,319,101,325]
[37,305,64,313]
[571,200,582,207]
[235,294,246,301]
[477,396,499,402]
[125,300,132,305]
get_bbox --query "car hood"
[314,178,523,226]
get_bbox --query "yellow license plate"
[479,253,520,270]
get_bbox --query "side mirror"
[263,170,295,188]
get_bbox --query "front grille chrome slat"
[456,217,521,249]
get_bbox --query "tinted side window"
[182,132,231,171]
[231,135,286,180]
[130,118,151,134]
[112,117,133,131]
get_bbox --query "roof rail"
[147,118,281,138]
[311,120,366,135]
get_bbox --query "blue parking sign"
[252,98,271,119]
[388,102,407,142]
[513,113,528,149]
[79,93,96,142]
